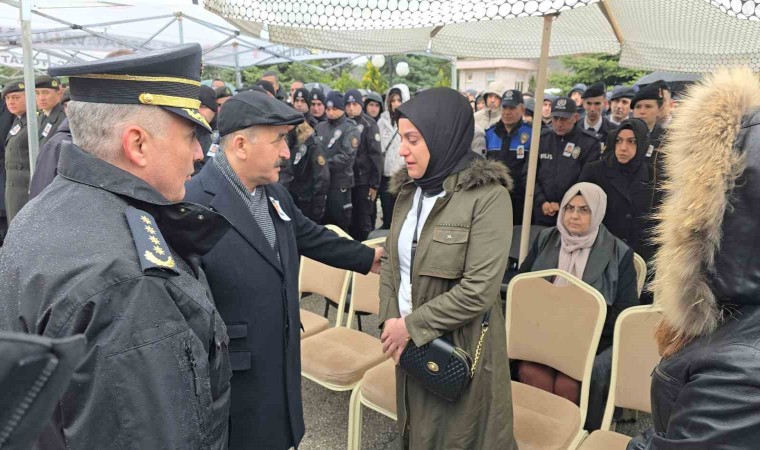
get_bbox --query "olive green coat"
[379,158,518,450]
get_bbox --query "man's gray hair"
[66,101,173,162]
[219,126,259,152]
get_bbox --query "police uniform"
[282,122,330,222]
[3,80,30,224]
[292,87,319,128]
[36,76,66,147]
[310,88,328,123]
[484,89,532,225]
[344,90,383,241]
[0,44,231,449]
[314,92,360,231]
[534,97,602,226]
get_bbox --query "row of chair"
[298,227,661,450]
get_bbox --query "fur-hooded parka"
[653,67,760,357]
[389,157,513,195]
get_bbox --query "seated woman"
[517,182,639,431]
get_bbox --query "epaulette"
[125,206,179,274]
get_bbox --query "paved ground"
[298,294,651,450]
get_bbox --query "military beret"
[568,83,587,95]
[344,89,362,105]
[217,90,304,137]
[609,86,635,101]
[35,76,61,90]
[255,79,276,97]
[581,82,606,99]
[543,94,558,104]
[524,98,536,115]
[292,87,311,106]
[2,79,25,97]
[631,82,664,109]
[215,85,233,99]
[199,85,217,113]
[310,88,326,105]
[48,43,210,132]
[551,97,578,118]
[326,91,345,111]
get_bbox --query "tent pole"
[233,41,242,89]
[20,0,39,176]
[450,56,457,89]
[178,13,184,44]
[519,14,555,264]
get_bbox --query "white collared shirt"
[584,116,603,132]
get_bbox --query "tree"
[548,53,645,94]
[361,61,388,93]
[434,65,451,88]
[333,71,361,92]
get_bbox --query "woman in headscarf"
[517,182,639,431]
[580,118,657,304]
[377,84,410,229]
[379,87,517,449]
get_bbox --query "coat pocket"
[420,227,470,279]
[225,322,251,372]
[651,364,682,432]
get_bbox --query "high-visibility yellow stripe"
[71,73,200,87]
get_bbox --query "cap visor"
[163,106,212,132]
[552,112,576,118]
[501,101,521,108]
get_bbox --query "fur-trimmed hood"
[388,158,513,195]
[295,122,315,145]
[653,67,760,357]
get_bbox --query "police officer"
[534,97,602,226]
[292,86,318,128]
[215,84,233,111]
[484,89,532,225]
[36,76,66,147]
[309,88,328,123]
[344,89,382,241]
[581,82,616,154]
[3,79,29,224]
[364,91,384,121]
[315,91,360,232]
[281,120,330,223]
[0,44,230,448]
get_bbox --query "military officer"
[344,89,382,240]
[35,76,66,147]
[309,88,328,123]
[533,97,602,226]
[608,86,634,126]
[484,89,533,225]
[215,84,233,111]
[631,81,668,211]
[3,79,29,223]
[581,82,616,155]
[0,44,231,449]
[314,91,360,232]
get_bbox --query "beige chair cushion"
[578,430,632,449]
[300,309,329,339]
[360,359,397,416]
[512,381,581,450]
[301,327,386,387]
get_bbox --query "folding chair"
[507,269,607,450]
[632,253,647,298]
[577,306,662,449]
[345,237,385,330]
[347,358,397,450]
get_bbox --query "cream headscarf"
[554,182,607,286]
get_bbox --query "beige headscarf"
[554,182,607,286]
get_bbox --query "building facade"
[457,58,537,93]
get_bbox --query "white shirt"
[584,116,603,132]
[397,187,446,317]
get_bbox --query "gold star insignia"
[149,236,160,245]
[153,245,165,256]
[145,225,156,235]
[140,215,152,225]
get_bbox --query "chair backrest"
[299,225,354,327]
[632,253,647,298]
[506,269,606,422]
[600,305,663,430]
[346,237,386,329]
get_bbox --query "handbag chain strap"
[470,318,489,377]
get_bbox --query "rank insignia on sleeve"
[125,206,178,274]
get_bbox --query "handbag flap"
[425,338,455,375]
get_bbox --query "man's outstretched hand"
[371,246,384,274]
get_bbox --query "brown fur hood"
[653,67,760,357]
[295,122,314,145]
[388,158,513,195]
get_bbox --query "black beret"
[326,91,345,111]
[631,83,664,109]
[344,89,362,105]
[581,82,606,99]
[551,97,578,118]
[48,43,210,132]
[609,86,635,101]
[199,85,217,112]
[2,79,25,97]
[218,90,304,137]
[524,98,535,114]
[309,88,326,104]
[35,76,61,90]
[255,79,276,97]
[215,85,233,99]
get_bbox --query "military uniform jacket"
[315,114,360,190]
[350,113,383,188]
[534,124,601,226]
[584,116,616,155]
[0,143,233,450]
[38,102,66,147]
[4,113,30,222]
[30,118,71,199]
[185,161,374,449]
[485,119,532,196]
[284,123,330,222]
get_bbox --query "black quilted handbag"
[398,315,490,402]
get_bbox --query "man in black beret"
[255,79,277,98]
[581,82,615,153]
[2,79,29,224]
[607,86,634,126]
[215,84,233,110]
[0,44,232,449]
[184,90,380,450]
[632,82,668,213]
[193,85,220,175]
[309,88,327,123]
[35,76,65,147]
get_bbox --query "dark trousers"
[379,176,396,230]
[324,187,352,232]
[349,184,374,241]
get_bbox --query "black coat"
[584,116,617,154]
[38,102,66,147]
[30,118,71,199]
[184,161,374,450]
[282,124,330,222]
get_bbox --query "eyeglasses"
[564,204,591,215]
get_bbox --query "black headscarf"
[395,87,479,195]
[610,118,650,176]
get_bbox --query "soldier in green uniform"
[36,75,66,147]
[3,79,29,223]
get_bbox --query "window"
[485,71,496,84]
[465,72,473,82]
[515,81,524,91]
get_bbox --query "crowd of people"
[1,42,759,450]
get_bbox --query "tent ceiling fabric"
[207,0,760,72]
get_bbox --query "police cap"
[551,97,578,118]
[35,76,61,90]
[218,90,304,137]
[581,82,606,99]
[501,89,524,108]
[344,89,362,105]
[48,43,211,132]
[310,88,326,105]
[199,85,217,113]
[215,85,233,99]
[293,87,311,106]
